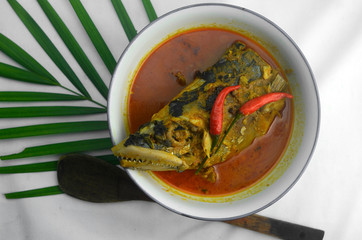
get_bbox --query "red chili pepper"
[239,92,293,115]
[210,85,241,136]
[197,91,292,175]
[212,92,293,157]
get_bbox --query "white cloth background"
[0,0,361,239]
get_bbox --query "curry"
[112,28,293,196]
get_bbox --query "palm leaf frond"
[142,0,157,22]
[0,121,108,139]
[0,154,118,174]
[0,91,85,102]
[0,63,57,85]
[7,0,91,98]
[69,0,117,74]
[0,155,119,174]
[1,0,160,199]
[37,0,109,99]
[5,186,63,199]
[0,138,113,160]
[97,154,119,165]
[0,161,58,174]
[0,106,106,118]
[111,0,137,41]
[0,34,58,84]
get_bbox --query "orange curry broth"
[127,28,293,196]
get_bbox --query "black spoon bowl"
[57,154,324,240]
[57,154,151,202]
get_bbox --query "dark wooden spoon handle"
[57,154,324,240]
[225,214,325,240]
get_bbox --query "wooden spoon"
[57,154,324,240]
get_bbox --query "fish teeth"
[112,143,188,171]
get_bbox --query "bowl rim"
[107,3,320,220]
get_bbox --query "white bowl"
[108,3,320,220]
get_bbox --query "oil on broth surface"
[127,28,293,196]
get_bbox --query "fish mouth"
[112,142,189,171]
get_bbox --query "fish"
[112,41,290,180]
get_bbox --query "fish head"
[111,117,210,171]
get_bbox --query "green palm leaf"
[111,0,137,41]
[0,154,118,174]
[0,91,85,101]
[0,63,57,86]
[69,0,117,74]
[0,36,105,107]
[37,0,109,99]
[97,154,119,164]
[0,138,113,160]
[5,186,63,199]
[7,0,91,98]
[0,34,58,84]
[0,106,106,118]
[0,161,58,174]
[1,0,160,199]
[0,121,108,139]
[142,0,157,22]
